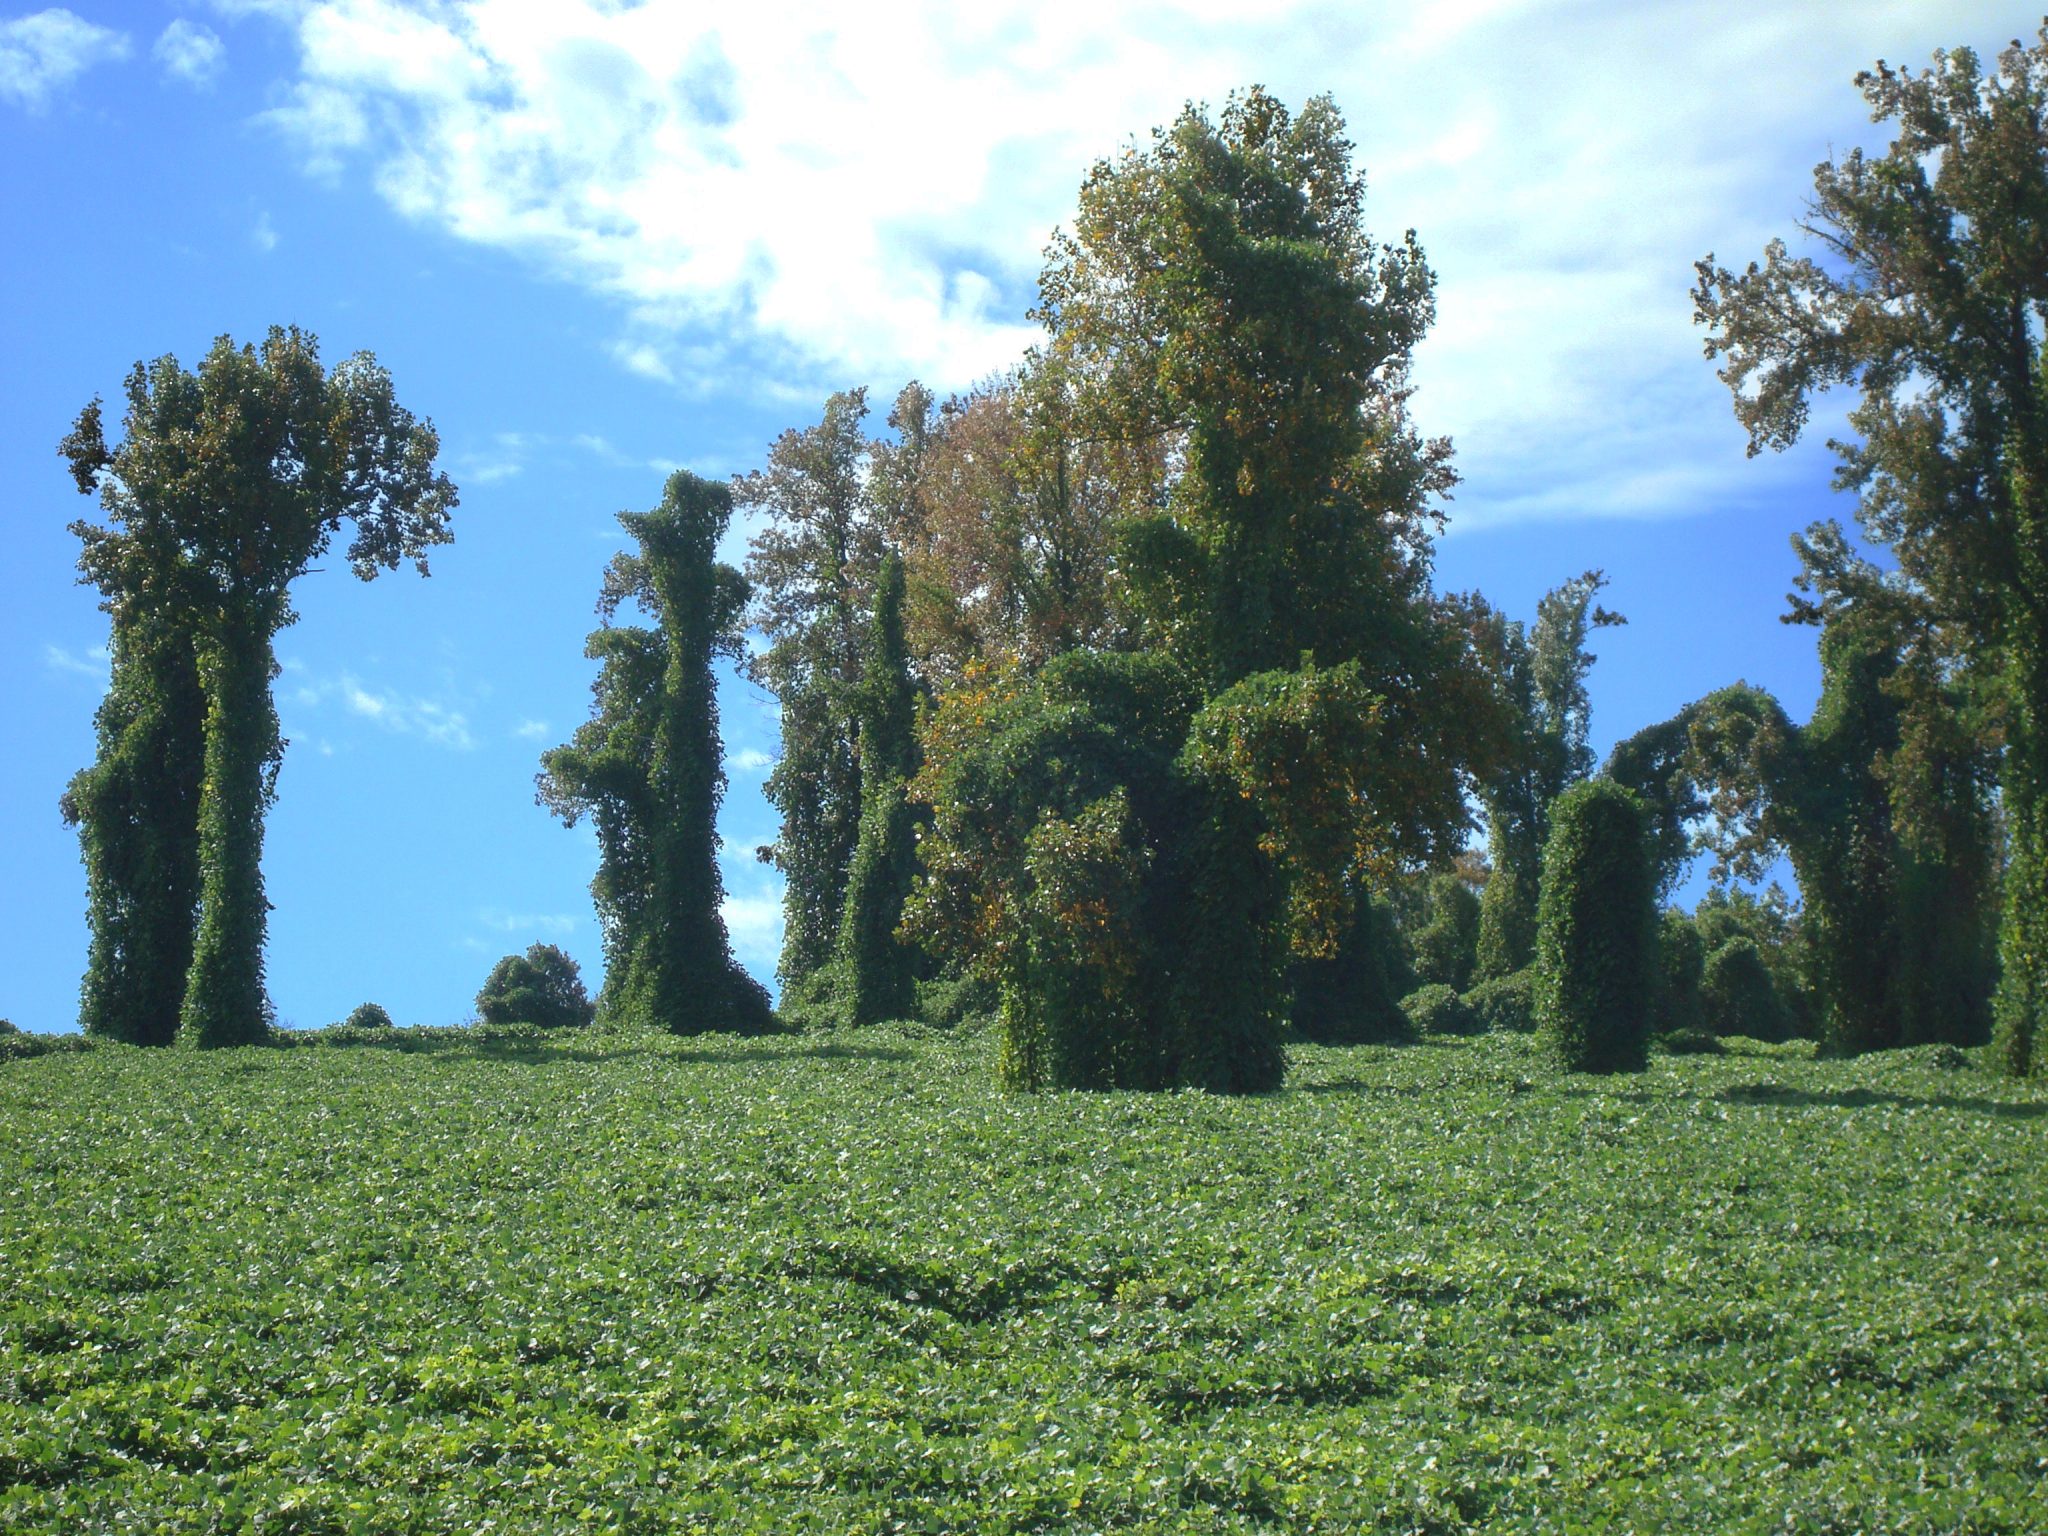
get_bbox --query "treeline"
[56,35,2048,1086]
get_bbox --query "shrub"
[1401,983,1479,1037]
[0,1018,16,1034]
[1409,873,1481,992]
[1535,779,1657,1073]
[1699,937,1794,1042]
[343,1002,395,1031]
[1657,1027,1726,1056]
[476,944,596,1031]
[1465,968,1536,1034]
[1654,910,1706,1038]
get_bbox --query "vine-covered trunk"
[179,620,276,1047]
[1995,648,2047,1076]
[73,631,205,1045]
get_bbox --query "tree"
[476,944,595,1030]
[61,328,455,1047]
[833,554,925,1025]
[1693,31,2048,1071]
[1474,573,1625,980]
[539,472,771,1035]
[1536,780,1658,1074]
[58,571,205,1046]
[738,390,888,993]
[1670,606,1995,1053]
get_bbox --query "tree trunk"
[179,618,275,1047]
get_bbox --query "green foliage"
[1408,872,1481,993]
[1464,967,1536,1035]
[59,611,204,1047]
[475,944,595,1031]
[1288,889,1412,1044]
[739,390,887,991]
[1700,937,1795,1044]
[61,328,455,1049]
[1656,1028,1726,1057]
[7,1030,2043,1531]
[1652,910,1707,1039]
[539,472,768,1035]
[1400,983,1479,1037]
[1695,33,2048,1076]
[343,1002,395,1032]
[911,650,1387,1092]
[1535,780,1657,1073]
[833,556,924,1027]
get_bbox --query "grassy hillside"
[3,1027,2044,1533]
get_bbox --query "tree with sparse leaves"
[1693,30,2048,1071]
[61,328,455,1047]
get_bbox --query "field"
[3,1025,2045,1534]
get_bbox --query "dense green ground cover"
[3,1027,2044,1534]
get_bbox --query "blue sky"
[0,0,2026,1031]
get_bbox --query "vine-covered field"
[3,1028,2044,1534]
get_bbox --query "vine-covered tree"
[58,558,205,1046]
[738,390,889,995]
[1474,573,1626,980]
[833,554,925,1025]
[1693,31,2048,1072]
[61,328,455,1047]
[539,472,770,1035]
[1535,779,1658,1074]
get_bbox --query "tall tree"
[539,472,770,1035]
[1473,572,1625,979]
[833,554,924,1025]
[1693,31,2048,1071]
[738,390,887,993]
[61,329,455,1046]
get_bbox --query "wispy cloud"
[42,642,108,681]
[0,8,129,112]
[154,19,224,88]
[726,747,773,773]
[251,210,278,252]
[512,718,551,741]
[477,908,578,937]
[288,669,477,750]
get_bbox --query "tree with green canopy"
[61,327,455,1047]
[1693,29,2048,1071]
[738,389,889,996]
[539,472,771,1035]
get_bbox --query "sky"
[0,0,2031,1032]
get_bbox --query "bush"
[1535,780,1657,1073]
[343,1002,395,1031]
[1700,937,1794,1043]
[1401,983,1478,1037]
[914,973,996,1030]
[0,1018,16,1034]
[1657,1027,1726,1056]
[476,944,596,1031]
[1464,968,1536,1034]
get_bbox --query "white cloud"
[726,747,773,772]
[154,18,224,87]
[0,8,129,111]
[252,210,278,252]
[246,1,1999,524]
[478,908,578,936]
[512,717,551,740]
[42,642,109,681]
[290,669,478,750]
[719,890,781,974]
